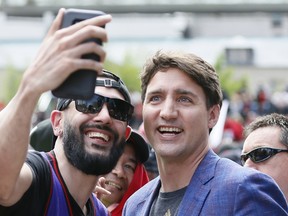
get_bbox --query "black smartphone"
[52,8,106,100]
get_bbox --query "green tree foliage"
[104,52,249,101]
[214,54,248,99]
[0,64,22,104]
[0,52,248,107]
[104,53,142,92]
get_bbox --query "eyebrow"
[175,89,198,97]
[147,88,198,98]
[146,88,163,96]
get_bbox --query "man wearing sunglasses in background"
[0,9,133,216]
[241,113,288,201]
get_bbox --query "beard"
[62,120,125,175]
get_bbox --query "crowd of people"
[0,8,287,216]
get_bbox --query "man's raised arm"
[0,8,111,205]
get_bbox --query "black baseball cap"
[56,69,132,111]
[126,130,150,163]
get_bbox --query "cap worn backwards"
[56,69,132,111]
[96,69,131,104]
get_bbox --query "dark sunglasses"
[61,94,134,122]
[240,147,288,165]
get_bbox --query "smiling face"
[242,126,288,196]
[143,68,219,161]
[100,144,137,206]
[57,85,129,175]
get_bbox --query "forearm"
[0,8,112,201]
[0,81,40,198]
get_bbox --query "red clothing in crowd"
[110,163,149,216]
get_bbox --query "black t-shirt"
[0,151,97,216]
[149,186,187,216]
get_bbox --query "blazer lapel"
[136,177,162,216]
[177,150,220,216]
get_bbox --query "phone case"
[52,9,106,100]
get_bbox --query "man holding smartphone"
[0,8,133,216]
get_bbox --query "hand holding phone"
[52,8,106,100]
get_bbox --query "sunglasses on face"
[74,94,134,122]
[240,147,288,166]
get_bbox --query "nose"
[159,98,178,120]
[112,164,125,179]
[92,103,112,123]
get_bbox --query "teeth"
[87,132,109,141]
[106,181,122,190]
[159,127,182,133]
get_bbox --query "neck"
[157,147,209,192]
[53,143,99,208]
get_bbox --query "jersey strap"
[40,152,109,216]
[40,151,72,216]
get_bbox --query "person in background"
[0,9,134,216]
[95,130,150,216]
[123,50,288,215]
[143,149,159,180]
[138,121,159,180]
[29,118,54,151]
[216,143,243,165]
[241,113,288,201]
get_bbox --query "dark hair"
[140,50,222,109]
[244,113,288,148]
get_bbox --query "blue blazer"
[123,150,288,216]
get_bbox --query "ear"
[208,104,221,129]
[50,110,63,136]
[125,125,132,141]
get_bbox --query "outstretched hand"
[94,177,111,198]
[21,8,112,97]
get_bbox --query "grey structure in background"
[1,0,288,95]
